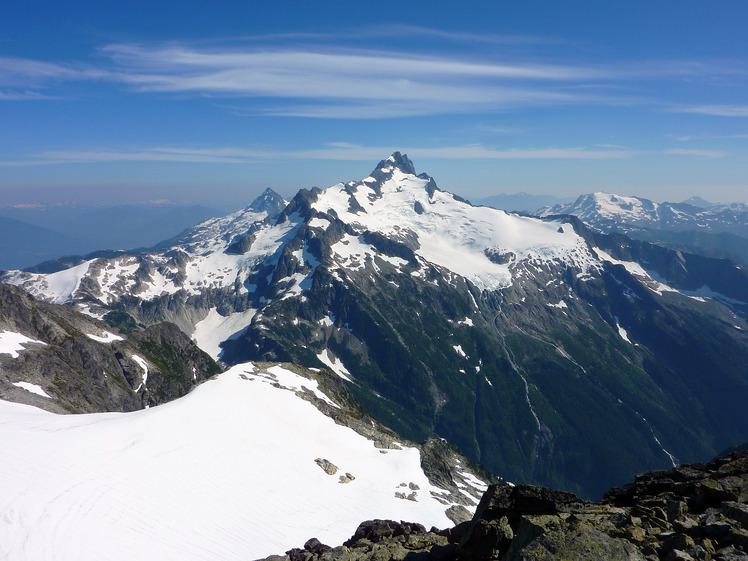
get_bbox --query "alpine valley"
[3,154,748,541]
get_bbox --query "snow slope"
[0,330,47,358]
[0,363,484,561]
[313,167,595,291]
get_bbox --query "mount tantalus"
[5,153,748,498]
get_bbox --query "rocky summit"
[263,449,748,561]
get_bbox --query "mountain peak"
[681,196,715,209]
[248,188,287,217]
[375,152,416,176]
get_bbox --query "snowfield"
[314,168,596,291]
[0,363,482,561]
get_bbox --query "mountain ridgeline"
[4,153,748,499]
[538,192,748,268]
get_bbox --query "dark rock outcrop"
[0,283,220,413]
[260,449,748,561]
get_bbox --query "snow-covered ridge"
[1,154,701,362]
[4,155,598,310]
[312,164,597,291]
[2,192,294,306]
[0,362,487,560]
[540,191,748,238]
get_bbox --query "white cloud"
[0,90,55,100]
[3,38,747,123]
[674,133,748,142]
[98,44,606,119]
[673,105,748,117]
[0,143,632,167]
[664,148,726,158]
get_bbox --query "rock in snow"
[262,449,748,561]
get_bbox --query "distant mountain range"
[538,192,748,236]
[5,153,748,501]
[537,192,748,268]
[0,203,222,270]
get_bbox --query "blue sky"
[2,1,748,208]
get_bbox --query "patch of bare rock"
[259,450,748,561]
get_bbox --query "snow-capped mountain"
[538,192,748,269]
[4,153,748,498]
[539,192,748,237]
[0,360,489,560]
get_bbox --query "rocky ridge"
[246,361,496,523]
[0,283,220,413]
[263,449,748,561]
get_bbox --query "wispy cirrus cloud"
[0,42,630,117]
[2,34,747,121]
[96,43,640,118]
[222,25,566,48]
[0,143,633,167]
[673,133,748,142]
[0,90,56,100]
[355,25,567,46]
[9,143,732,167]
[0,56,108,86]
[664,148,726,158]
[0,57,78,82]
[671,105,748,117]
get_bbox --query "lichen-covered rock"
[506,526,646,561]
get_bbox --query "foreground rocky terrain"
[263,449,748,561]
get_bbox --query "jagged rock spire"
[375,152,416,175]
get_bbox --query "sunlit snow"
[0,330,47,358]
[0,363,475,561]
[86,331,124,343]
[191,307,258,360]
[11,382,51,399]
[131,354,149,392]
[313,168,595,291]
[316,350,353,381]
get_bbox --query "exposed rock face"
[260,450,748,561]
[0,283,220,413]
[315,458,339,476]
